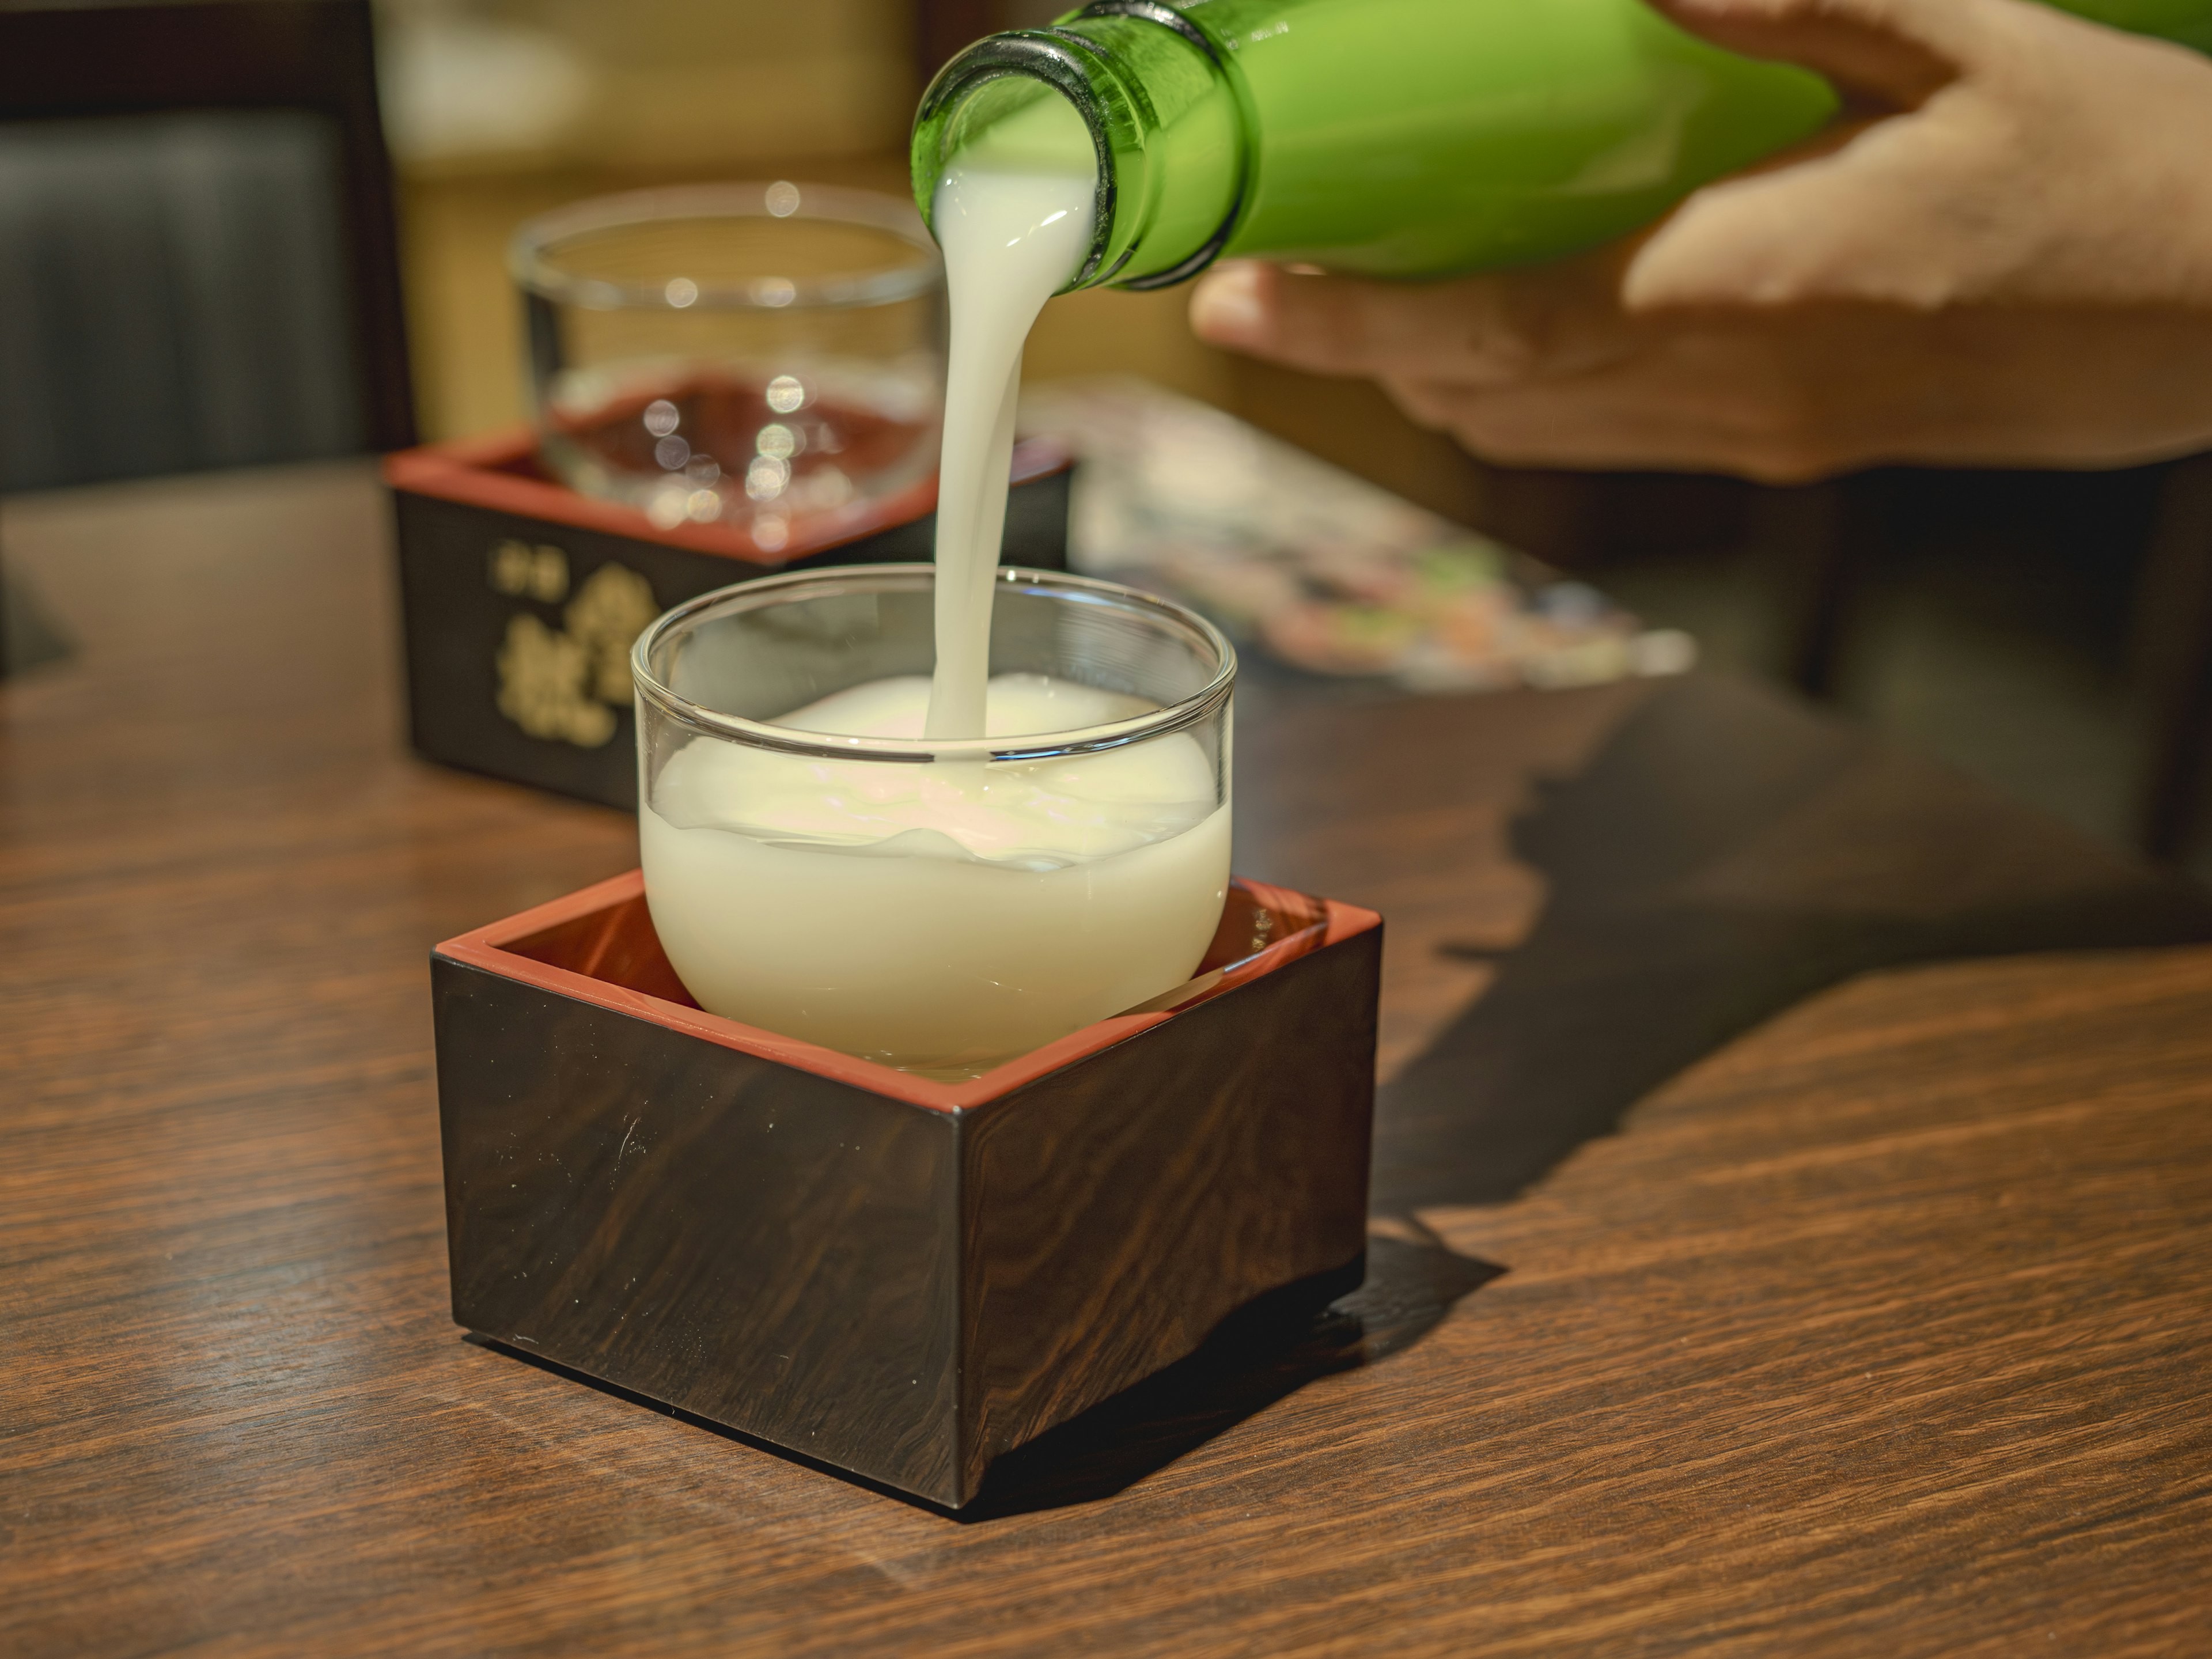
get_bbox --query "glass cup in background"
[512,181,944,551]
[631,566,1237,1079]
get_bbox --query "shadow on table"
[951,672,2212,1512]
[470,1221,1499,1520]
[1373,673,2212,1213]
[956,1222,1499,1520]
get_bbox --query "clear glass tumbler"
[512,181,944,551]
[631,565,1237,1078]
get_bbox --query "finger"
[1188,257,1635,385]
[1623,99,2011,313]
[1409,305,2212,476]
[1377,329,1857,482]
[1622,115,1915,309]
[1645,0,1983,108]
[1389,377,1842,481]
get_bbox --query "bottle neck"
[911,2,1247,292]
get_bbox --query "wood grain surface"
[5,463,2212,1656]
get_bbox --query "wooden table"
[7,463,2212,1657]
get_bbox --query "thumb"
[1620,116,1931,310]
[1645,0,1978,108]
[1623,0,2025,311]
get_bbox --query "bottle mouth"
[912,35,1123,291]
[911,3,1247,293]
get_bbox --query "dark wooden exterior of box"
[430,871,1381,1508]
[388,430,1071,810]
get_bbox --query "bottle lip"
[911,6,1249,294]
[912,35,1125,291]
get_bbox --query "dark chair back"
[0,0,413,492]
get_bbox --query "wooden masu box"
[431,870,1381,1508]
[386,429,1071,812]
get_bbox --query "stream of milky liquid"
[923,91,1098,738]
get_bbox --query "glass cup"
[511,181,945,552]
[631,565,1237,1078]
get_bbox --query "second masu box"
[431,869,1381,1508]
[387,429,1071,810]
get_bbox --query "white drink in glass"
[641,672,1230,1075]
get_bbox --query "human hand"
[1187,0,2212,482]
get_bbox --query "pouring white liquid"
[639,86,1231,1076]
[924,91,1099,738]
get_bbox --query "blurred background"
[2,0,2207,879]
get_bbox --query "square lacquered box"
[430,869,1381,1508]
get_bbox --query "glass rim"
[510,181,944,312]
[631,563,1237,764]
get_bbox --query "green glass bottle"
[911,0,2212,290]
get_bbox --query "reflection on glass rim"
[512,181,944,312]
[631,564,1238,765]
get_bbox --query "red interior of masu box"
[435,872,1380,1111]
[384,426,1070,569]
